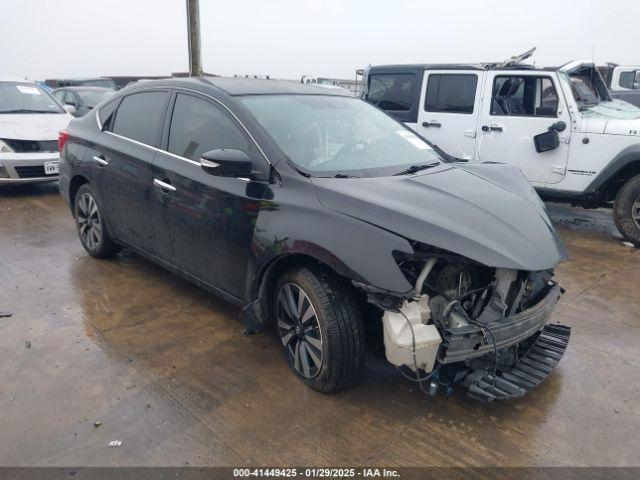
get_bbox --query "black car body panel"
[312,163,567,272]
[60,77,567,304]
[59,77,569,399]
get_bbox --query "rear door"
[416,71,482,160]
[151,91,263,299]
[96,89,170,253]
[476,72,570,185]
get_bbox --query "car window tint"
[110,91,169,145]
[64,91,77,106]
[425,74,477,114]
[168,93,249,161]
[98,97,120,129]
[491,76,558,117]
[619,71,637,89]
[367,74,414,111]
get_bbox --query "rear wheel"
[274,267,365,392]
[74,184,120,258]
[613,175,640,246]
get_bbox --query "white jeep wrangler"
[361,50,640,245]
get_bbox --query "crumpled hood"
[311,163,568,271]
[0,113,71,140]
[580,100,640,135]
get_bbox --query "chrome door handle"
[481,125,503,132]
[153,178,176,192]
[92,155,109,166]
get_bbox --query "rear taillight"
[58,130,69,152]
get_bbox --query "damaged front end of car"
[358,243,570,402]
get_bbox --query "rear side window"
[110,91,169,146]
[425,74,478,114]
[98,97,120,129]
[167,93,249,161]
[367,74,415,111]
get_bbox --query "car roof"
[203,76,352,96]
[53,86,112,92]
[0,76,34,83]
[57,77,112,81]
[125,76,353,97]
[368,63,558,72]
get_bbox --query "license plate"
[44,161,60,175]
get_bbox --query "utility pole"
[186,0,203,76]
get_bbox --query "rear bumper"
[440,284,562,364]
[0,153,60,184]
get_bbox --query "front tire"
[613,175,640,246]
[274,267,365,393]
[74,184,120,258]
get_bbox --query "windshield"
[0,82,64,114]
[562,67,609,109]
[241,95,441,177]
[76,89,111,107]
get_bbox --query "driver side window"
[491,76,558,117]
[167,93,250,161]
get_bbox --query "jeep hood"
[311,163,567,271]
[578,101,640,134]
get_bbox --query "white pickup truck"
[361,51,640,245]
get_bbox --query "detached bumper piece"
[464,324,571,402]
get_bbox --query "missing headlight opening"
[379,247,570,402]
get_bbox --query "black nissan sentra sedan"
[58,78,570,401]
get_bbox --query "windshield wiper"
[393,162,439,176]
[0,109,59,114]
[333,173,359,178]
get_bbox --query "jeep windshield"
[240,95,441,178]
[0,82,65,114]
[561,65,611,111]
[561,70,640,119]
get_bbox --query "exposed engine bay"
[380,247,570,401]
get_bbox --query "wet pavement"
[1,183,639,467]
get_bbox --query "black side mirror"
[549,121,567,132]
[534,130,559,153]
[200,149,253,177]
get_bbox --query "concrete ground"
[0,183,639,467]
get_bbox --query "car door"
[416,71,482,160]
[151,91,264,299]
[95,89,170,254]
[476,72,570,185]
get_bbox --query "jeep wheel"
[274,267,365,393]
[74,184,120,258]
[614,175,640,247]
